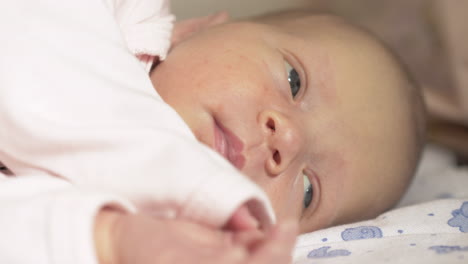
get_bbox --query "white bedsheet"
[293,145,468,263]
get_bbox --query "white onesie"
[0,0,274,263]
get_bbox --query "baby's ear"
[171,11,229,47]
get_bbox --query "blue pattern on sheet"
[341,226,383,241]
[447,201,468,233]
[429,245,468,254]
[307,246,351,259]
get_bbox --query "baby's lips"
[224,204,260,232]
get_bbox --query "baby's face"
[151,16,416,232]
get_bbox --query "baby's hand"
[224,204,261,231]
[94,209,297,264]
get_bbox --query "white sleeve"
[102,0,174,71]
[0,173,135,264]
[103,0,174,57]
[0,0,274,229]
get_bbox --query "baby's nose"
[259,110,302,176]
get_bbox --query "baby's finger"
[247,221,298,264]
[230,229,265,251]
[224,204,260,232]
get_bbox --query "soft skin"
[150,14,424,233]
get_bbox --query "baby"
[151,11,426,233]
[0,0,425,263]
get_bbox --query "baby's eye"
[303,173,313,208]
[284,61,301,98]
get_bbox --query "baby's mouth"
[213,119,246,170]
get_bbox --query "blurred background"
[171,0,468,160]
[172,0,309,20]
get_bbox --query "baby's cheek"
[240,156,303,221]
[272,179,303,222]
